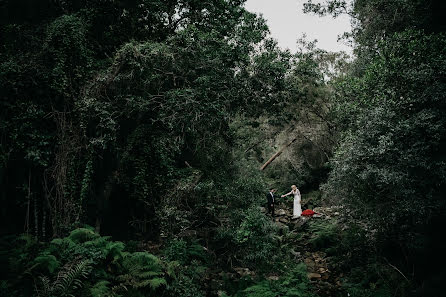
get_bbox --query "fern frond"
[32,254,60,274]
[90,280,112,297]
[117,252,166,291]
[53,259,92,294]
[147,277,167,289]
[36,276,51,297]
[68,228,99,243]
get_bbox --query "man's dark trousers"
[266,192,275,218]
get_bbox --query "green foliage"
[309,221,339,250]
[160,238,209,297]
[304,0,446,60]
[68,227,99,244]
[0,234,39,296]
[2,0,446,296]
[341,263,410,297]
[0,0,285,241]
[36,259,92,297]
[163,239,207,265]
[163,260,207,297]
[32,255,60,274]
[0,229,171,297]
[232,263,312,297]
[216,208,280,269]
[116,252,166,293]
[301,190,322,209]
[325,30,446,226]
[43,14,93,96]
[47,228,125,268]
[90,280,115,297]
[306,2,446,293]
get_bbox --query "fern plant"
[35,259,92,297]
[233,263,313,297]
[31,255,60,274]
[163,239,207,265]
[90,280,121,297]
[47,227,125,267]
[216,208,279,269]
[115,252,166,295]
[10,228,171,297]
[308,220,339,250]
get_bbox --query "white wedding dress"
[292,189,302,218]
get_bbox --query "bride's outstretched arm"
[281,191,293,198]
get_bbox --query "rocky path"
[262,205,346,296]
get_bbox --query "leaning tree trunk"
[260,137,298,171]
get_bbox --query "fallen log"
[260,137,298,170]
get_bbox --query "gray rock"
[279,217,289,224]
[277,209,286,216]
[307,272,322,280]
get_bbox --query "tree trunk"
[24,171,31,234]
[260,137,298,170]
[42,208,46,239]
[34,195,38,238]
[95,216,101,234]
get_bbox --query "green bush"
[90,280,113,297]
[342,263,409,297]
[0,228,169,297]
[115,252,166,295]
[215,208,280,269]
[0,234,39,296]
[231,263,313,297]
[31,254,60,274]
[163,260,207,297]
[301,190,322,209]
[160,239,209,297]
[162,239,208,265]
[35,259,92,297]
[309,221,339,250]
[325,30,446,232]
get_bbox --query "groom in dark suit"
[266,188,277,218]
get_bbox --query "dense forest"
[1,0,445,296]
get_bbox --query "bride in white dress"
[281,185,302,218]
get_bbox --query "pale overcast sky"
[244,0,352,54]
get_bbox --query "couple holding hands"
[266,185,302,219]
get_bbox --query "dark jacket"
[266,192,275,205]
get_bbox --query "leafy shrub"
[161,239,209,297]
[231,263,313,297]
[325,30,446,230]
[308,221,339,250]
[47,229,124,270]
[0,234,39,274]
[67,227,99,244]
[216,208,280,269]
[342,263,409,297]
[90,280,113,297]
[115,252,166,294]
[301,190,322,209]
[163,260,207,297]
[333,224,370,267]
[323,29,446,295]
[163,239,207,265]
[31,255,60,274]
[35,259,92,297]
[0,228,169,297]
[0,234,39,296]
